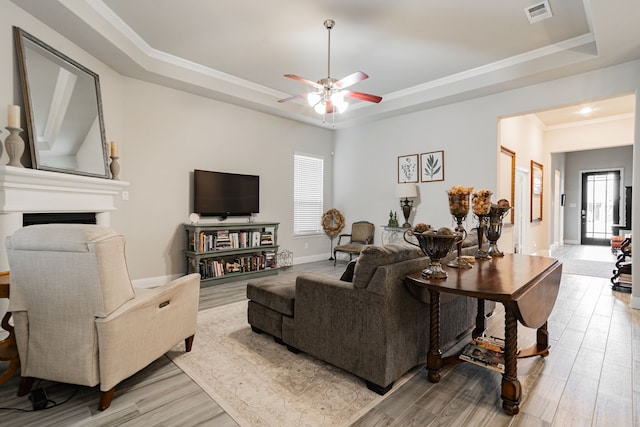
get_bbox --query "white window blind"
[294,154,324,234]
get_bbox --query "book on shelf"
[459,342,505,373]
[261,231,274,245]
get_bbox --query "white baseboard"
[293,253,333,265]
[563,240,580,245]
[132,273,183,289]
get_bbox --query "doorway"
[580,169,621,245]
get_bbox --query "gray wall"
[563,145,634,243]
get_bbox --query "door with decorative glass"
[580,170,620,245]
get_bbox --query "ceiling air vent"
[525,1,553,24]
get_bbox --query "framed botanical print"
[420,150,444,182]
[398,154,418,183]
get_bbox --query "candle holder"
[486,205,511,257]
[4,127,25,167]
[471,190,492,259]
[109,155,120,180]
[474,214,491,259]
[446,189,473,269]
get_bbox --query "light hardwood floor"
[0,246,637,426]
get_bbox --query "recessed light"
[579,107,593,115]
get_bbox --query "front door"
[581,170,621,245]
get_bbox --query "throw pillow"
[340,259,357,282]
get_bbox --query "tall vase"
[4,127,25,167]
[471,190,492,259]
[486,206,511,257]
[446,190,473,269]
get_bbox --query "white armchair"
[6,224,200,410]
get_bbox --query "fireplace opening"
[23,212,97,226]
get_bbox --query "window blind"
[294,154,324,234]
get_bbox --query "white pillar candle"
[7,105,20,129]
[110,140,118,157]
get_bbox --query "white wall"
[334,61,640,260]
[334,98,497,242]
[118,78,334,278]
[0,1,334,282]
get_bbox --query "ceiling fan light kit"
[279,19,382,123]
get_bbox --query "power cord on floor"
[0,384,78,412]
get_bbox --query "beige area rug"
[168,300,415,426]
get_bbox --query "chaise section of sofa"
[248,242,486,395]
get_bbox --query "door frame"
[579,167,623,245]
[514,166,530,254]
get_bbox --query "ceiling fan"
[278,19,382,116]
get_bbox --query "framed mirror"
[499,146,515,224]
[530,160,543,222]
[14,27,109,178]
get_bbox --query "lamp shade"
[396,183,417,199]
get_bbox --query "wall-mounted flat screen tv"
[193,169,259,218]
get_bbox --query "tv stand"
[184,222,279,286]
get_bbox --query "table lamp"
[396,183,418,227]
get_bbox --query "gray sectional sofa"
[247,238,492,395]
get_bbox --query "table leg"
[537,321,550,357]
[472,298,486,339]
[501,304,521,415]
[427,289,442,383]
[0,311,20,385]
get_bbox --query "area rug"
[560,259,614,278]
[167,300,415,426]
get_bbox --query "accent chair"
[333,221,375,265]
[6,224,200,410]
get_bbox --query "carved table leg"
[501,304,521,415]
[472,299,486,339]
[427,289,442,383]
[537,321,550,357]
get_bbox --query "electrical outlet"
[122,191,129,201]
[304,242,309,249]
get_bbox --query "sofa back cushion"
[353,243,423,289]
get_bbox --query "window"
[294,154,324,235]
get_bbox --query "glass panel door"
[581,170,620,245]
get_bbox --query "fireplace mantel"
[0,165,129,270]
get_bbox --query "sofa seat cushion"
[353,244,422,289]
[246,276,296,316]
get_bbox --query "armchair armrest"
[95,273,200,391]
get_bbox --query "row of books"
[197,251,277,279]
[190,230,274,252]
[459,335,506,373]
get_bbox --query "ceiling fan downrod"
[324,19,334,83]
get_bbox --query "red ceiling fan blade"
[344,91,383,103]
[334,71,368,89]
[278,93,309,103]
[284,74,323,90]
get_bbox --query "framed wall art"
[499,146,516,224]
[398,154,418,183]
[530,160,543,222]
[420,150,444,182]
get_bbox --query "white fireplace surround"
[0,165,129,270]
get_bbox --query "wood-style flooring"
[0,245,637,426]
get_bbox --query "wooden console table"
[405,254,562,415]
[0,273,19,384]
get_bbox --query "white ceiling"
[9,0,640,128]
